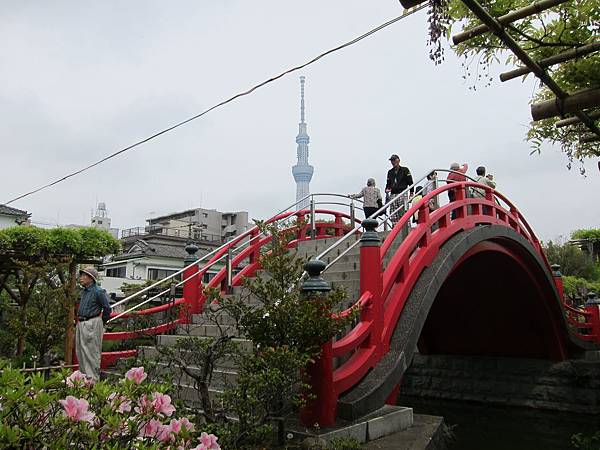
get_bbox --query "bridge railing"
[563,303,600,342]
[100,193,365,367]
[303,173,581,426]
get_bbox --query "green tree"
[571,229,600,262]
[543,239,599,280]
[440,0,599,164]
[0,226,120,363]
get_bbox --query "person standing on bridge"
[472,166,496,197]
[472,166,496,215]
[76,267,111,380]
[447,162,468,219]
[349,177,383,219]
[385,154,413,227]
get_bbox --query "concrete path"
[364,414,446,450]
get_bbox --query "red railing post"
[454,182,466,219]
[551,264,565,303]
[585,292,600,344]
[299,260,336,428]
[182,243,201,321]
[249,228,260,264]
[334,214,343,237]
[359,218,385,355]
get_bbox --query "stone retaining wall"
[400,354,600,414]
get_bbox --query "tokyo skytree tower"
[292,76,314,210]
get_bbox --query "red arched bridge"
[99,169,600,427]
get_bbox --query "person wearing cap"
[385,154,413,226]
[76,267,111,380]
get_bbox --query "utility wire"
[5,3,428,206]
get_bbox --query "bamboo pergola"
[400,0,600,149]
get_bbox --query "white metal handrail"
[314,168,483,273]
[107,192,369,321]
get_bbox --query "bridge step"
[176,324,244,338]
[139,346,239,370]
[153,361,238,388]
[155,335,254,353]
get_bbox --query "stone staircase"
[136,231,402,412]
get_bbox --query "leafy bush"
[328,437,362,450]
[0,365,219,449]
[571,431,600,450]
[563,276,600,298]
[543,240,599,280]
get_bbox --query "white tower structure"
[291,76,314,210]
[91,202,119,238]
[91,202,111,231]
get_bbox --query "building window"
[147,268,181,281]
[97,220,103,225]
[203,272,217,283]
[106,266,126,278]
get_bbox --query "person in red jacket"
[447,162,468,219]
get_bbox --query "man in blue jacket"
[76,267,111,380]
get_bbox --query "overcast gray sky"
[1,1,598,242]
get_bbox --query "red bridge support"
[299,260,336,428]
[359,219,384,357]
[182,243,202,320]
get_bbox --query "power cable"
[4,3,428,206]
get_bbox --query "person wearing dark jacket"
[385,154,413,225]
[76,267,111,380]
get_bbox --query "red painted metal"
[109,298,187,319]
[101,349,137,369]
[386,383,401,405]
[360,243,385,357]
[104,319,183,341]
[584,305,600,341]
[332,319,373,357]
[324,181,597,402]
[300,341,336,427]
[183,262,202,317]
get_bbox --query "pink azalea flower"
[135,394,152,415]
[151,392,176,417]
[117,399,132,414]
[59,396,95,424]
[140,418,162,438]
[168,417,194,436]
[157,425,172,442]
[125,366,147,385]
[195,432,220,450]
[66,370,94,388]
[108,392,132,413]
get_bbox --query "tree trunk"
[64,262,78,365]
[16,302,27,356]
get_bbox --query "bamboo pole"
[580,134,600,144]
[531,89,600,121]
[556,110,600,128]
[459,0,600,139]
[452,0,568,45]
[64,262,77,366]
[500,42,600,82]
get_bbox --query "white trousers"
[75,316,104,380]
